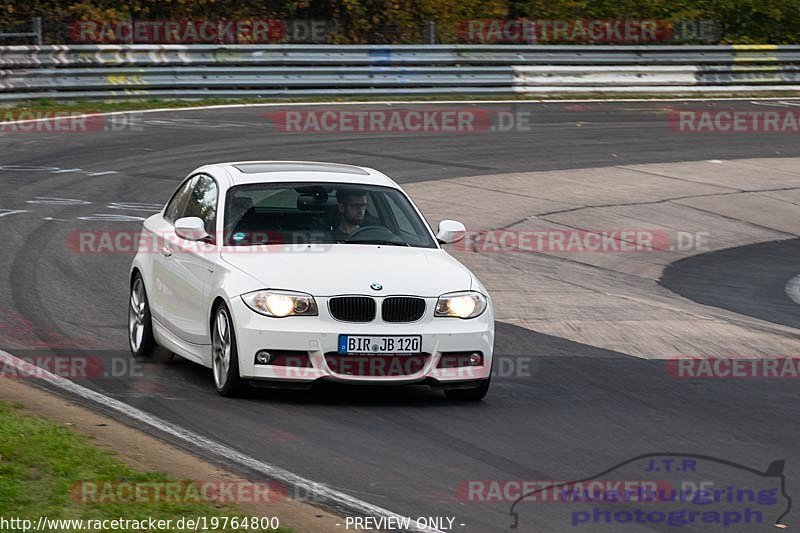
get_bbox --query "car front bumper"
[229,297,494,385]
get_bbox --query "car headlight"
[241,289,318,318]
[435,291,487,319]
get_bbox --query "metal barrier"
[1,44,799,101]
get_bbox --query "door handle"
[162,246,173,257]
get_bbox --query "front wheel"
[128,274,157,358]
[444,378,491,401]
[211,303,245,397]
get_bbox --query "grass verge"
[1,91,800,116]
[0,401,289,532]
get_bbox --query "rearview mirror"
[175,217,209,241]
[436,219,466,244]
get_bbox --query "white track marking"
[0,350,442,533]
[26,197,92,205]
[107,202,163,212]
[87,171,119,176]
[51,168,83,174]
[751,100,800,108]
[0,167,119,177]
[0,97,798,127]
[0,165,60,171]
[0,209,27,218]
[785,274,800,305]
[77,214,146,222]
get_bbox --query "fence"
[1,44,799,101]
[0,18,43,46]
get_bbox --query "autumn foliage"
[1,0,798,44]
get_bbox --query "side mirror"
[436,219,466,244]
[174,217,209,241]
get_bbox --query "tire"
[128,273,157,358]
[444,378,491,401]
[211,302,245,397]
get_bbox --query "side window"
[182,175,218,238]
[164,177,197,224]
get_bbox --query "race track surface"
[2,100,800,532]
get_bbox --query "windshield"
[223,182,437,248]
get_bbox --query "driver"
[333,188,368,240]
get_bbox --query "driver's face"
[340,195,368,225]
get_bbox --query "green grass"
[0,402,290,532]
[1,95,515,115]
[2,91,799,116]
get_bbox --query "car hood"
[221,244,474,297]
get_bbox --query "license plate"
[338,335,421,354]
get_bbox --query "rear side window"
[164,177,197,224]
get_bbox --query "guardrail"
[2,44,799,101]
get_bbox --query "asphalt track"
[2,100,800,532]
[661,238,800,330]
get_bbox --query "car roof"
[197,161,398,188]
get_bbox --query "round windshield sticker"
[232,232,246,242]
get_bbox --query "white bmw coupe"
[129,162,494,399]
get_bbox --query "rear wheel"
[444,378,490,401]
[211,303,245,397]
